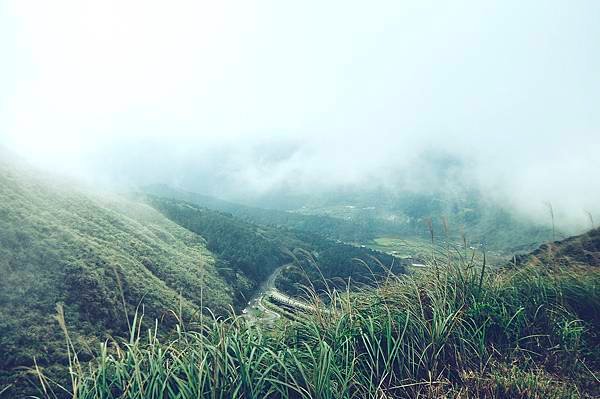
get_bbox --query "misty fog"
[1,0,599,230]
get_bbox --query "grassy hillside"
[38,241,600,398]
[3,154,598,398]
[515,227,600,268]
[0,158,238,396]
[0,159,398,396]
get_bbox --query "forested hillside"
[144,184,553,256]
[291,189,555,255]
[144,196,399,298]
[143,184,385,242]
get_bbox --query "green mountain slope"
[41,232,600,399]
[143,195,399,298]
[0,158,236,394]
[288,189,554,255]
[142,184,385,242]
[143,184,553,256]
[515,227,600,268]
[0,158,397,396]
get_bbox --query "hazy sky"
[1,1,599,224]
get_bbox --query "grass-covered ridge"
[0,158,237,395]
[0,156,395,396]
[39,248,600,398]
[515,227,600,268]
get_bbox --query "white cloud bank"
[1,0,599,228]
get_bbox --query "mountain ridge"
[0,158,234,394]
[514,226,600,268]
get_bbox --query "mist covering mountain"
[2,1,599,232]
[1,1,599,397]
[143,152,555,255]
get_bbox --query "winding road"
[242,264,320,324]
[242,264,288,323]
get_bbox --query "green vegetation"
[143,196,398,299]
[292,190,554,256]
[143,184,554,258]
[143,185,379,242]
[515,227,600,268]
[34,248,600,398]
[0,160,395,397]
[365,235,507,266]
[0,160,235,396]
[2,156,599,398]
[365,236,434,259]
[143,196,290,305]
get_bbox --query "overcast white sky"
[1,1,599,224]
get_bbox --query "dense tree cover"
[275,230,401,297]
[144,184,554,256]
[143,184,381,242]
[287,188,554,256]
[144,196,398,300]
[145,197,292,296]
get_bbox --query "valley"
[2,2,598,397]
[242,264,287,324]
[0,157,598,398]
[243,266,323,326]
[0,158,396,396]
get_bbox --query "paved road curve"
[242,263,324,324]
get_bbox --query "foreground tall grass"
[36,258,599,398]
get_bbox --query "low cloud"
[1,0,599,231]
